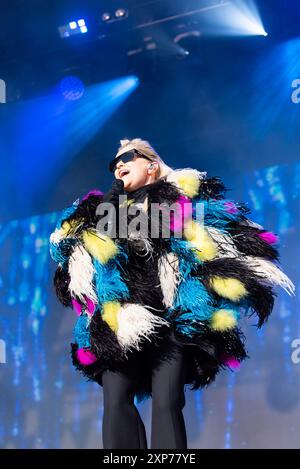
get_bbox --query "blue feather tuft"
[169,237,202,277]
[49,238,76,264]
[165,277,216,337]
[193,199,243,229]
[49,242,65,264]
[174,277,214,321]
[93,258,130,304]
[73,314,91,348]
[55,200,79,230]
[211,298,241,322]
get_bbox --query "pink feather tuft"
[85,297,96,316]
[72,298,82,316]
[82,189,104,201]
[257,231,279,244]
[170,195,193,232]
[224,201,238,214]
[77,348,97,365]
[221,353,241,371]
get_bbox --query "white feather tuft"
[166,168,207,181]
[207,227,238,258]
[243,256,295,296]
[116,303,170,353]
[166,168,207,189]
[239,218,264,229]
[207,227,295,296]
[68,245,98,304]
[158,253,181,307]
[50,227,65,244]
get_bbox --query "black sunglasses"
[108,149,152,173]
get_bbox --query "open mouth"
[119,169,130,178]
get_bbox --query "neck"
[126,178,160,200]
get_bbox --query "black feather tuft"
[227,221,279,260]
[169,323,248,390]
[53,266,72,307]
[89,310,127,365]
[128,178,181,206]
[62,193,104,234]
[198,257,277,327]
[196,176,228,200]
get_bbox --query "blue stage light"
[59,75,85,101]
[115,8,127,19]
[6,74,139,207]
[201,0,268,37]
[59,19,88,38]
[101,12,111,22]
[69,21,77,30]
[230,0,268,36]
[250,36,300,136]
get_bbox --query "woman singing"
[49,138,294,449]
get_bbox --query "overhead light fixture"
[173,30,202,60]
[201,0,268,37]
[101,12,111,22]
[100,8,128,24]
[58,19,88,39]
[115,8,127,19]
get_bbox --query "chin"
[123,180,131,190]
[124,180,137,192]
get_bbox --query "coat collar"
[165,168,207,199]
[124,167,207,202]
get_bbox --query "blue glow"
[250,36,300,138]
[0,75,139,217]
[226,0,268,36]
[223,372,236,449]
[60,75,85,101]
[201,0,267,37]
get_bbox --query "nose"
[116,160,124,170]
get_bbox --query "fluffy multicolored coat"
[49,168,295,402]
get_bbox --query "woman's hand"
[102,179,125,203]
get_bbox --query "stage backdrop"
[0,160,298,449]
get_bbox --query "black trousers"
[101,332,188,449]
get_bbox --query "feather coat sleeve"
[164,168,295,330]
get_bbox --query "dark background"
[0,0,299,223]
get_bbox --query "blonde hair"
[115,138,174,180]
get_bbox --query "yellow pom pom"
[184,220,218,261]
[211,309,237,331]
[168,170,201,198]
[210,277,248,301]
[82,230,118,264]
[102,301,121,332]
[61,221,71,236]
[61,218,84,237]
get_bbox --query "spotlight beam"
[199,0,268,37]
[134,1,231,30]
